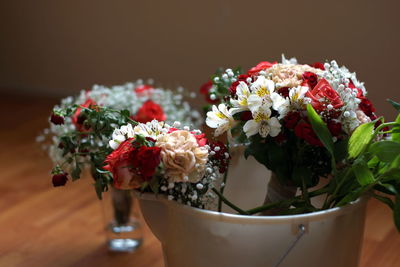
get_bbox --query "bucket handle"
[273,224,306,267]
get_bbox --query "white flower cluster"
[40,79,202,164]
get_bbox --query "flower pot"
[137,155,368,267]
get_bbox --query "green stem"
[246,186,330,215]
[218,142,230,212]
[212,188,248,215]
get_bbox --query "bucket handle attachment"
[273,224,307,267]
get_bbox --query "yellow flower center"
[254,112,269,123]
[216,112,226,119]
[256,86,269,97]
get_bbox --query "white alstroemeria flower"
[247,76,275,112]
[133,120,168,139]
[288,86,309,109]
[230,81,250,113]
[206,104,235,136]
[281,54,298,65]
[243,107,281,138]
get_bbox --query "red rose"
[134,146,162,178]
[50,113,64,125]
[310,62,325,70]
[247,61,277,75]
[134,100,166,123]
[359,98,376,117]
[52,173,68,187]
[302,72,318,89]
[284,112,301,129]
[72,99,97,131]
[229,74,251,96]
[294,122,323,146]
[306,79,343,111]
[135,84,154,94]
[327,121,342,137]
[104,139,161,189]
[200,81,219,104]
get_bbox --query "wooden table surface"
[0,93,399,267]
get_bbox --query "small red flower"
[327,121,342,137]
[134,100,166,123]
[247,61,277,75]
[72,99,97,131]
[277,87,290,98]
[193,133,207,147]
[359,98,376,117]
[208,141,230,173]
[310,62,325,70]
[306,79,343,111]
[50,113,64,125]
[302,72,318,89]
[284,112,301,129]
[134,146,162,178]
[229,74,251,96]
[200,81,219,104]
[52,173,68,187]
[135,85,154,94]
[294,122,323,147]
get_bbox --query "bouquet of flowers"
[202,55,400,230]
[39,80,203,198]
[103,120,229,208]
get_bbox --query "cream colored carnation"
[356,110,371,124]
[265,64,322,88]
[156,130,208,183]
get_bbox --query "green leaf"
[120,109,131,118]
[367,156,380,169]
[94,179,104,200]
[292,165,313,188]
[348,121,375,159]
[306,104,334,156]
[353,159,375,186]
[369,141,400,163]
[388,99,400,112]
[394,195,400,232]
[334,138,348,162]
[392,114,400,143]
[336,187,364,207]
[149,176,160,194]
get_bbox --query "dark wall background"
[1,0,399,119]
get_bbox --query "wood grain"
[0,93,399,267]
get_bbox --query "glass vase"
[101,186,143,252]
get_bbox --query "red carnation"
[200,81,219,104]
[302,72,319,89]
[294,122,323,147]
[310,62,325,70]
[72,99,97,131]
[284,112,301,129]
[306,79,343,111]
[134,100,166,123]
[327,121,342,137]
[50,113,64,125]
[248,61,277,75]
[52,173,68,187]
[135,84,154,94]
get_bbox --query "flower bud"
[50,113,64,125]
[52,173,68,187]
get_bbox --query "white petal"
[243,120,259,137]
[109,140,120,150]
[268,117,282,137]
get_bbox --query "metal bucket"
[138,153,367,267]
